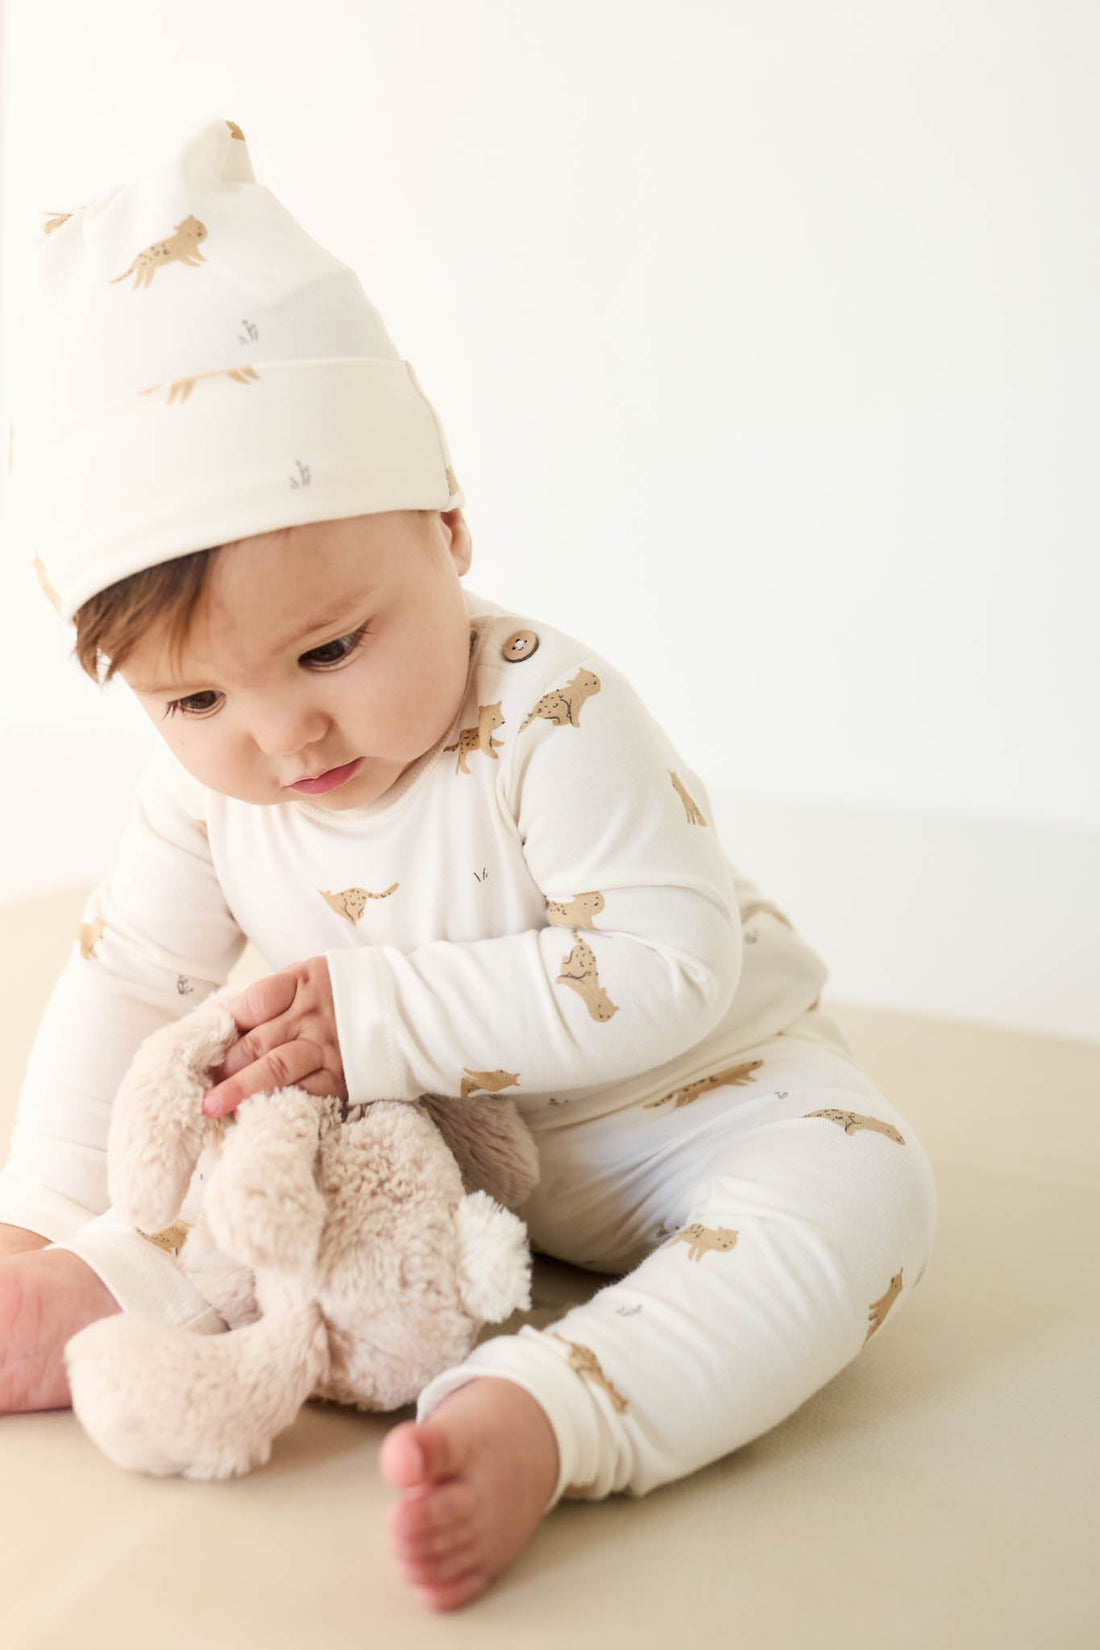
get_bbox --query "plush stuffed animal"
[63,984,539,1481]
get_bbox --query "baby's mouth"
[287,758,364,795]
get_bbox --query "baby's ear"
[454,1192,532,1324]
[107,993,240,1231]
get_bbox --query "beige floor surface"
[0,885,1097,1649]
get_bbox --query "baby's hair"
[71,509,437,687]
[74,546,215,687]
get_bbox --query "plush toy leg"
[177,1220,261,1331]
[64,1299,329,1481]
[420,1092,540,1209]
[203,1087,327,1273]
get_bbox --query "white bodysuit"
[0,584,938,1503]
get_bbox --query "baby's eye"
[303,624,369,667]
[164,691,219,719]
[162,624,369,719]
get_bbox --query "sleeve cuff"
[325,946,405,1102]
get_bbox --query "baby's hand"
[200,957,346,1118]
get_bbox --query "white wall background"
[0,0,1097,1040]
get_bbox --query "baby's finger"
[224,969,299,1037]
[201,1039,322,1117]
[210,1017,288,1083]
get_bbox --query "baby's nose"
[251,703,332,756]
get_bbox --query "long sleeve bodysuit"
[0,584,938,1500]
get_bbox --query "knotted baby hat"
[5,114,464,626]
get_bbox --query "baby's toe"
[380,1415,466,1490]
[397,1539,483,1588]
[416,1568,490,1614]
[387,1479,476,1550]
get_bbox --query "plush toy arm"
[107,987,240,1233]
[203,1087,327,1273]
[455,1191,532,1323]
[419,1094,540,1209]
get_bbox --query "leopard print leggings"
[416,1013,939,1507]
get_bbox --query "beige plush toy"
[62,984,539,1481]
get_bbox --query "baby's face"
[120,509,472,810]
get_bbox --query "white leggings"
[416,1014,939,1508]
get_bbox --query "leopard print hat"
[5,114,464,626]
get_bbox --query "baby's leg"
[2,1203,233,1415]
[382,1032,938,1608]
[0,1247,122,1412]
[0,1224,51,1259]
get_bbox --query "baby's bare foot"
[380,1375,560,1611]
[0,1247,121,1413]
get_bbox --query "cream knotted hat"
[5,114,464,625]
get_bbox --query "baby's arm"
[0,740,247,1322]
[324,660,744,1105]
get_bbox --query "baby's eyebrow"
[132,608,359,697]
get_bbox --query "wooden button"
[501,628,540,663]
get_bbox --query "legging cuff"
[49,1209,226,1334]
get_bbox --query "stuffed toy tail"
[64,1298,330,1481]
[455,1192,533,1322]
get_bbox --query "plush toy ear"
[107,987,240,1233]
[454,1191,532,1324]
[420,1094,540,1209]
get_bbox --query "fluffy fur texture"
[63,985,539,1480]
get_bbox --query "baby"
[0,117,938,1612]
